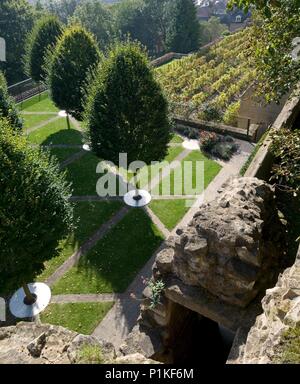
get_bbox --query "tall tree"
[47,25,100,120]
[0,119,73,295]
[85,42,171,167]
[164,0,200,54]
[114,0,149,48]
[70,0,115,49]
[24,15,63,83]
[46,0,82,23]
[0,72,23,132]
[200,16,229,45]
[228,0,300,102]
[0,0,35,84]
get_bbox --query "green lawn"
[38,201,123,281]
[20,93,59,113]
[138,145,184,189]
[170,134,184,143]
[46,147,83,163]
[40,302,114,334]
[52,208,164,294]
[27,118,83,145]
[65,152,101,196]
[153,150,221,196]
[149,199,193,230]
[22,113,57,130]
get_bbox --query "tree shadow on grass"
[38,200,124,282]
[41,129,83,146]
[76,208,164,293]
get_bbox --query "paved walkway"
[26,115,61,134]
[51,293,122,304]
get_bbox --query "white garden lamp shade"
[9,283,51,319]
[182,139,200,150]
[58,110,68,117]
[82,144,91,151]
[124,189,152,208]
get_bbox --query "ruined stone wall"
[120,177,286,362]
[228,247,300,364]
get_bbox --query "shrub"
[85,41,171,166]
[201,104,222,122]
[0,119,73,293]
[24,15,62,83]
[211,142,239,161]
[270,128,300,194]
[200,131,238,160]
[223,101,241,126]
[47,25,100,120]
[0,72,23,132]
[199,131,219,151]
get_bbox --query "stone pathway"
[26,115,61,134]
[22,111,57,115]
[60,150,86,169]
[143,206,170,238]
[51,293,122,304]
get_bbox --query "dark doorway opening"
[166,302,235,364]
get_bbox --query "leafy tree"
[200,17,229,45]
[164,0,200,53]
[0,72,23,132]
[229,0,300,102]
[70,0,115,49]
[142,0,169,55]
[0,119,73,295]
[270,128,300,195]
[24,15,63,83]
[0,0,35,84]
[47,25,100,120]
[85,42,171,168]
[114,1,149,47]
[46,0,82,23]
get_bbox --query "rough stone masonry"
[120,177,286,361]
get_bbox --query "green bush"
[24,15,63,83]
[270,128,300,194]
[85,41,171,165]
[77,345,104,364]
[47,25,100,120]
[0,72,23,132]
[0,119,73,293]
[200,131,238,160]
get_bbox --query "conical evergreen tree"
[47,25,100,119]
[85,42,171,166]
[24,15,63,83]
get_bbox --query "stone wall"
[0,322,155,364]
[120,177,286,363]
[239,86,289,131]
[228,247,300,364]
[244,89,300,179]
